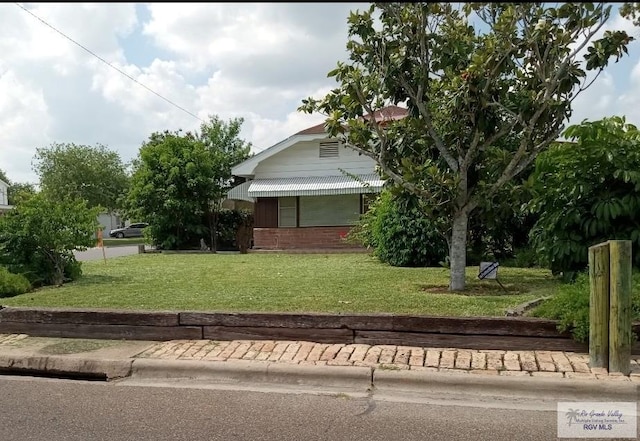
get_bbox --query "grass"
[1,253,560,317]
[102,238,146,247]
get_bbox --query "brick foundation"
[253,227,358,249]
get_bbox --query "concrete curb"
[0,354,133,380]
[0,352,635,401]
[373,369,638,401]
[130,359,373,391]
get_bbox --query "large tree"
[199,116,252,251]
[32,143,129,212]
[300,2,637,290]
[126,115,251,251]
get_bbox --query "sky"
[1,3,639,185]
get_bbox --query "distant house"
[0,178,13,214]
[227,105,408,249]
[97,211,124,235]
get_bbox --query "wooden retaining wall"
[1,306,639,353]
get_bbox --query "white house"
[227,105,408,249]
[0,178,12,214]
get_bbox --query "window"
[361,193,376,214]
[278,197,297,227]
[299,194,360,226]
[319,141,339,158]
[0,187,5,205]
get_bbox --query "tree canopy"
[0,191,99,286]
[126,115,251,250]
[530,117,640,278]
[300,2,638,290]
[0,169,37,205]
[33,143,129,212]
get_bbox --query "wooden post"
[97,229,106,264]
[608,240,632,375]
[589,242,610,369]
[137,244,145,254]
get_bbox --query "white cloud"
[0,2,638,186]
[0,69,51,184]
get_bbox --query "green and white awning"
[226,181,255,202]
[246,174,384,197]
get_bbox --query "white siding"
[299,195,360,227]
[0,181,7,206]
[253,139,377,179]
[97,212,122,234]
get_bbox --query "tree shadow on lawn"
[69,274,123,286]
[419,281,527,296]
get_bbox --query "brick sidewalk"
[135,339,640,381]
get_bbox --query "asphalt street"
[74,245,140,262]
[0,375,566,441]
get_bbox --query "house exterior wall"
[0,180,7,206]
[251,195,367,249]
[253,226,357,249]
[254,196,364,227]
[97,212,122,235]
[252,140,377,179]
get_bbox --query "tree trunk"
[208,209,215,253]
[212,210,219,253]
[449,209,469,291]
[52,258,65,287]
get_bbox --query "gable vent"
[319,141,339,158]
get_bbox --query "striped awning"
[226,181,255,202]
[246,174,384,197]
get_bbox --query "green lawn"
[1,253,561,316]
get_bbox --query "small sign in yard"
[478,261,507,293]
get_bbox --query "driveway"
[74,245,141,262]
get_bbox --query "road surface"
[74,245,141,262]
[0,375,569,441]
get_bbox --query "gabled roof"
[294,105,408,135]
[232,105,408,177]
[232,132,329,177]
[0,178,8,187]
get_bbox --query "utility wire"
[14,2,205,123]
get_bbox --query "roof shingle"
[295,105,408,135]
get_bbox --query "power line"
[14,2,205,123]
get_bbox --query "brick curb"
[134,339,640,378]
[1,334,638,400]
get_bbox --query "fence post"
[608,240,632,375]
[589,242,610,369]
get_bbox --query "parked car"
[109,222,149,238]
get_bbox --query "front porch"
[227,174,383,250]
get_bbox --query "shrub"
[529,117,640,277]
[0,267,31,298]
[531,271,640,342]
[348,190,448,267]
[0,191,99,286]
[500,246,540,268]
[216,209,254,251]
